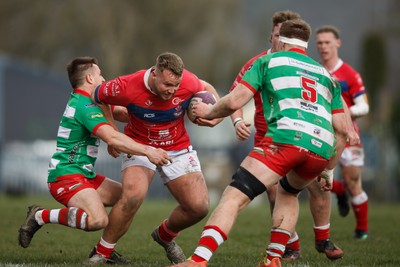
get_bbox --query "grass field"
[1,193,399,267]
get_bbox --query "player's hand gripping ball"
[187,91,217,123]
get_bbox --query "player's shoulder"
[339,61,360,75]
[248,51,269,64]
[180,69,202,92]
[242,51,268,68]
[249,51,276,69]
[77,97,101,114]
[269,50,318,67]
[114,70,148,97]
[70,99,103,124]
[73,91,93,108]
[119,69,146,82]
[181,69,199,80]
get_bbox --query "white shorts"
[121,146,202,184]
[339,146,364,167]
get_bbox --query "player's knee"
[119,194,145,215]
[109,187,122,206]
[193,202,209,220]
[343,169,361,183]
[344,175,360,192]
[183,197,210,220]
[350,174,361,184]
[279,176,302,195]
[87,214,109,231]
[230,166,266,200]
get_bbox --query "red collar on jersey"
[288,48,307,55]
[74,88,90,97]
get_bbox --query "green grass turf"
[1,193,399,267]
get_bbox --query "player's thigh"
[121,165,154,199]
[286,170,315,190]
[219,185,253,213]
[341,165,362,182]
[166,171,209,209]
[306,179,330,200]
[240,155,281,189]
[341,165,363,195]
[68,188,107,218]
[96,177,122,207]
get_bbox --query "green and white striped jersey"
[241,49,343,159]
[48,89,109,182]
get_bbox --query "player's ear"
[337,39,342,49]
[86,73,93,84]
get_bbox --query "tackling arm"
[92,92,123,157]
[201,80,220,101]
[195,80,223,127]
[319,112,348,191]
[192,84,254,120]
[329,112,348,169]
[95,125,172,166]
[342,96,360,146]
[112,106,129,123]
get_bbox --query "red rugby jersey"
[331,59,366,147]
[230,50,269,146]
[94,68,204,150]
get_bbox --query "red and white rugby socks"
[265,228,291,263]
[313,224,330,242]
[351,191,368,232]
[191,225,228,262]
[95,237,116,258]
[331,179,345,196]
[286,231,300,252]
[157,219,179,243]
[35,207,88,229]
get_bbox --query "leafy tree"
[360,32,387,114]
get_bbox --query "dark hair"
[269,10,301,43]
[279,19,312,43]
[66,57,98,88]
[316,25,340,39]
[155,52,184,77]
[272,10,301,30]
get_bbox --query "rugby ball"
[187,91,217,122]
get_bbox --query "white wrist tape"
[350,95,369,117]
[233,118,243,128]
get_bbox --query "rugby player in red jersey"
[86,52,221,264]
[317,25,370,240]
